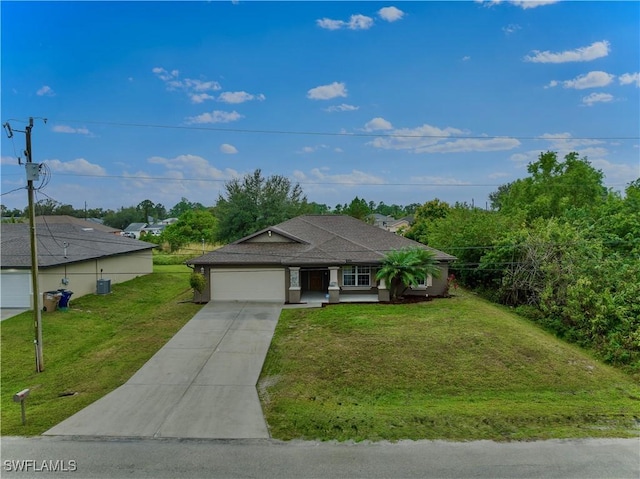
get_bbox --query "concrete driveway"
[45,301,282,439]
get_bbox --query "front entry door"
[309,271,325,291]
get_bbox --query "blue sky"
[1,1,639,213]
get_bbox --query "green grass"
[259,289,640,442]
[1,265,204,436]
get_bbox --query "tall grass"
[152,242,221,265]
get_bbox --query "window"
[342,265,371,287]
[413,275,432,288]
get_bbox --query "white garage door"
[1,270,32,308]
[210,268,286,302]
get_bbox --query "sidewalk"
[45,301,282,439]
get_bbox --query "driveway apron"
[44,302,282,439]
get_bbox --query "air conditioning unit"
[96,279,111,295]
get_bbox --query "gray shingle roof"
[35,215,121,234]
[1,221,156,269]
[188,215,456,266]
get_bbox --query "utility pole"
[25,117,45,372]
[4,117,45,372]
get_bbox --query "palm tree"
[376,247,441,300]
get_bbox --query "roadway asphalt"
[44,301,283,439]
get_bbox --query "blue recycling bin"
[57,289,73,310]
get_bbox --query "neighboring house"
[160,218,179,225]
[186,215,456,304]
[123,223,148,239]
[141,223,166,236]
[36,215,122,235]
[1,218,155,308]
[369,213,394,229]
[386,216,414,234]
[368,214,413,234]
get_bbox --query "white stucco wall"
[37,250,153,304]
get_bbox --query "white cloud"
[524,40,610,63]
[591,159,640,185]
[581,92,614,106]
[462,56,471,62]
[378,6,404,22]
[364,117,394,131]
[218,91,266,103]
[316,14,374,30]
[296,168,385,186]
[1,155,18,165]
[316,18,344,30]
[368,123,463,152]
[190,93,215,104]
[511,133,611,166]
[146,154,238,181]
[547,71,615,90]
[297,144,329,154]
[477,1,559,9]
[366,121,519,154]
[220,144,238,154]
[153,67,221,103]
[46,158,106,176]
[52,125,92,135]
[415,137,521,154]
[36,85,55,96]
[307,82,348,100]
[619,72,640,87]
[502,24,521,35]
[510,1,559,8]
[184,110,243,124]
[324,103,359,112]
[538,132,606,150]
[409,175,471,186]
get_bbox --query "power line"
[49,118,640,141]
[1,170,632,189]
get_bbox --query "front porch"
[288,265,388,305]
[299,291,379,305]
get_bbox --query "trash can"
[43,291,61,312]
[57,289,73,311]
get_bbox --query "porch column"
[378,277,390,302]
[328,266,340,303]
[288,267,301,304]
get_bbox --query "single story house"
[186,214,456,304]
[369,214,414,234]
[35,215,122,235]
[1,218,156,308]
[123,223,148,239]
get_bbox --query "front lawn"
[259,290,640,441]
[1,265,203,436]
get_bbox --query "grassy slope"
[1,265,203,436]
[260,290,640,442]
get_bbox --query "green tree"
[137,199,155,223]
[417,205,521,289]
[215,169,307,243]
[490,151,607,221]
[103,206,141,230]
[169,197,206,218]
[375,247,441,300]
[162,209,218,252]
[344,196,371,220]
[32,198,60,216]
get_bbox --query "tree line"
[3,154,638,371]
[405,152,639,373]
